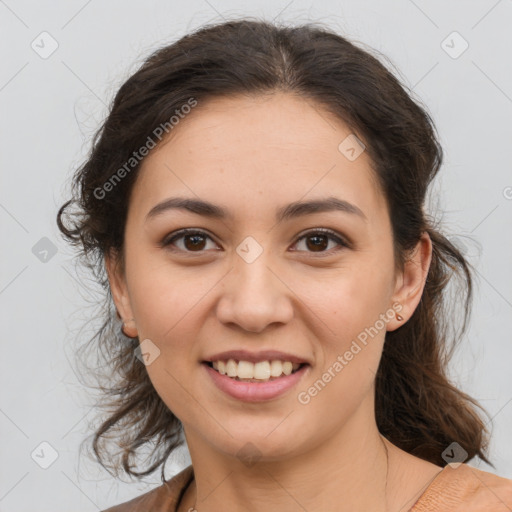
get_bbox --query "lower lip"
[203,363,309,402]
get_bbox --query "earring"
[121,317,137,339]
[393,303,404,322]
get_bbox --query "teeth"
[254,361,271,380]
[282,361,293,376]
[238,360,254,379]
[226,359,238,377]
[211,359,302,381]
[270,360,282,377]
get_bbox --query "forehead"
[131,92,387,226]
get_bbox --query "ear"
[104,248,138,338]
[387,231,432,332]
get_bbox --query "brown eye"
[161,228,349,255]
[162,229,217,253]
[305,234,329,252]
[182,233,207,251]
[293,229,349,254]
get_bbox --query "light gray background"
[1,1,511,511]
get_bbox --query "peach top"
[102,463,512,511]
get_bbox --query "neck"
[180,397,392,512]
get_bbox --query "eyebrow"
[145,196,367,223]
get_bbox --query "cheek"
[127,275,205,424]
[292,260,391,405]
[297,282,387,425]
[292,259,392,342]
[125,247,210,340]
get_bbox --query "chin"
[216,426,309,463]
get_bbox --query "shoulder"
[101,465,194,512]
[412,463,512,511]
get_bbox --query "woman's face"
[107,92,429,464]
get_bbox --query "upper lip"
[203,350,310,365]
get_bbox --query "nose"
[215,255,294,333]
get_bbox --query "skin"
[106,92,442,511]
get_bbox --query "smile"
[206,359,304,382]
[202,360,310,402]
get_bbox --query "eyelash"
[161,228,350,256]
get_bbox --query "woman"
[57,18,512,511]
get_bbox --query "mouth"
[202,359,308,383]
[202,358,311,402]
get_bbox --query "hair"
[57,17,492,484]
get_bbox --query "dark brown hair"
[57,18,491,483]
